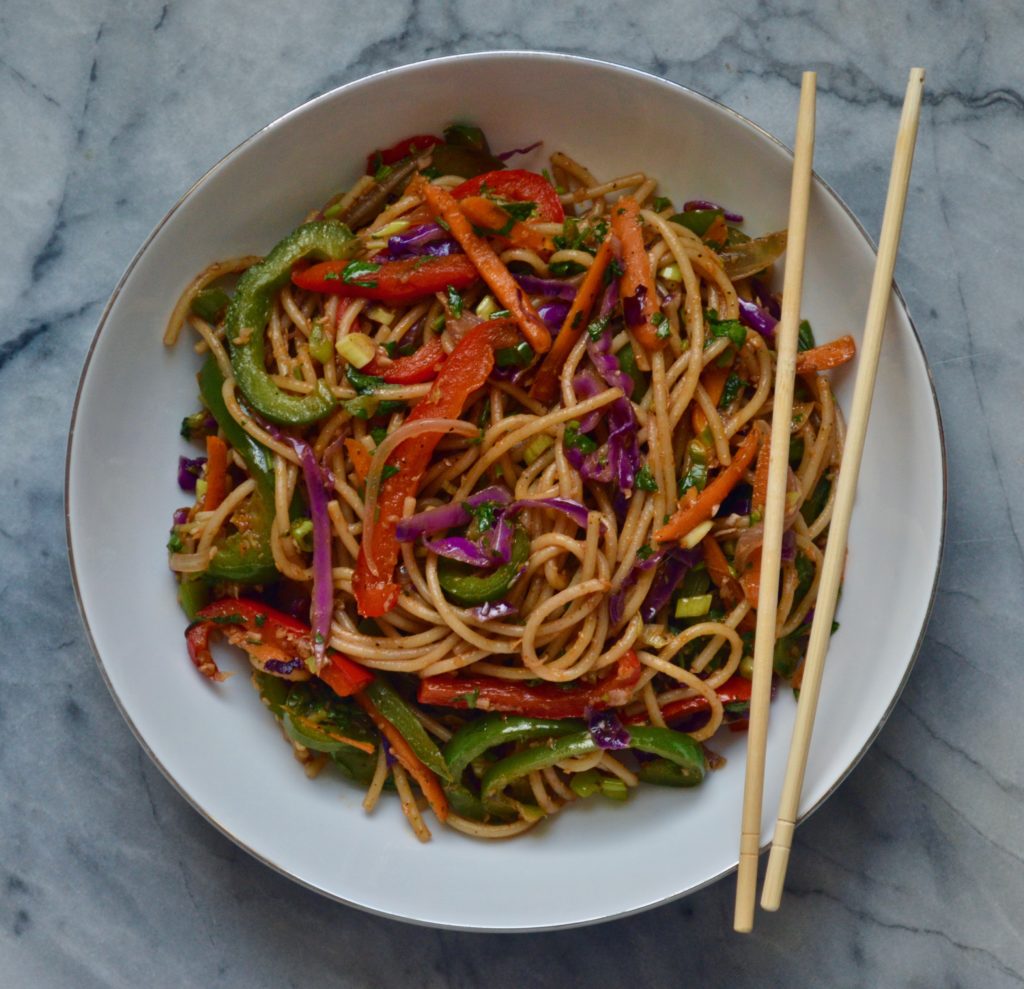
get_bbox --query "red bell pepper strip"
[352,319,520,617]
[417,650,642,718]
[366,134,443,175]
[624,674,752,725]
[418,179,552,355]
[364,338,447,384]
[185,599,373,695]
[355,691,449,822]
[291,254,480,305]
[452,169,564,223]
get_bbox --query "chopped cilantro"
[652,196,672,212]
[341,260,381,288]
[706,309,747,348]
[636,464,659,492]
[447,285,463,317]
[563,420,598,454]
[798,319,816,352]
[346,365,385,394]
[587,315,609,341]
[719,372,743,408]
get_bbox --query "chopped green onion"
[600,778,629,802]
[495,341,534,367]
[336,333,377,369]
[308,323,333,365]
[290,518,314,552]
[447,285,463,317]
[636,464,659,492]
[475,294,499,319]
[679,519,714,550]
[365,306,394,325]
[798,319,816,352]
[523,434,554,466]
[570,770,602,798]
[372,220,411,238]
[658,263,682,283]
[674,594,713,619]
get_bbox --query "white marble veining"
[3,0,1023,985]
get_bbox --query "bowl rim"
[64,49,947,932]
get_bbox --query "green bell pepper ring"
[437,526,530,606]
[443,714,585,781]
[196,356,277,584]
[227,221,359,425]
[363,679,452,782]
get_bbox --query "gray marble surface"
[3,0,1022,985]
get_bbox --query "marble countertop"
[4,0,1023,985]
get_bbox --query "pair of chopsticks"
[733,67,925,933]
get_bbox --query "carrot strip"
[702,214,729,247]
[610,195,664,352]
[457,196,555,255]
[654,430,760,543]
[202,435,228,512]
[702,533,735,589]
[355,691,449,822]
[691,363,732,435]
[739,549,763,610]
[418,180,551,354]
[344,437,373,483]
[529,235,615,404]
[794,334,856,374]
[290,714,375,755]
[751,432,771,512]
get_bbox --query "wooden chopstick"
[760,67,926,913]
[733,70,818,934]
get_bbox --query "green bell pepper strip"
[626,725,706,786]
[227,221,359,425]
[443,782,520,823]
[443,715,585,781]
[481,730,597,798]
[196,357,278,584]
[363,679,452,782]
[481,723,707,798]
[437,526,530,606]
[176,576,210,620]
[637,758,704,788]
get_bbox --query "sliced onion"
[362,417,481,576]
[719,230,788,281]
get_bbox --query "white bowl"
[66,51,945,931]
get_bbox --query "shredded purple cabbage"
[395,486,512,541]
[717,483,753,518]
[509,497,591,530]
[497,140,543,161]
[381,736,397,768]
[177,456,205,492]
[264,658,305,676]
[750,277,781,319]
[683,199,743,223]
[423,535,503,568]
[781,529,797,563]
[479,511,514,562]
[538,299,571,332]
[640,548,701,621]
[512,272,578,301]
[472,600,518,622]
[572,371,604,433]
[607,398,640,493]
[286,436,334,670]
[384,223,460,260]
[737,296,777,342]
[172,508,189,526]
[587,709,631,750]
[622,284,647,329]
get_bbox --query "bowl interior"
[68,52,943,930]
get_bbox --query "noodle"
[165,125,850,842]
